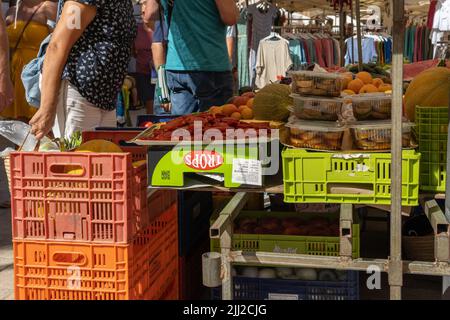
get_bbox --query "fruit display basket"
[415,106,448,192]
[210,211,360,259]
[14,200,179,300]
[212,270,359,300]
[282,149,420,205]
[289,71,346,97]
[290,95,343,121]
[349,93,392,120]
[10,152,147,243]
[286,119,346,151]
[349,121,415,151]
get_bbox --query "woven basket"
[403,235,435,261]
[2,154,11,192]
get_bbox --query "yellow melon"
[404,67,450,121]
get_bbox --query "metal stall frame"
[203,0,450,300]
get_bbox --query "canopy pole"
[355,0,363,71]
[339,8,346,67]
[390,0,405,301]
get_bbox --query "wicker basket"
[403,234,435,261]
[2,154,11,192]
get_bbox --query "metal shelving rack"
[204,0,450,300]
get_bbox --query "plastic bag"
[0,121,51,151]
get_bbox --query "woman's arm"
[44,1,58,23]
[215,0,239,26]
[143,0,160,30]
[30,1,97,140]
[0,6,13,112]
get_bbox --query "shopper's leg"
[52,80,70,139]
[166,71,198,115]
[63,83,103,138]
[100,109,118,128]
[191,71,234,112]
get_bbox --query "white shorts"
[53,80,116,139]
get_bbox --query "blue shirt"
[161,0,231,72]
[345,37,378,65]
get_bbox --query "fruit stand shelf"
[206,192,450,300]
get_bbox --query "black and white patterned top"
[60,0,137,110]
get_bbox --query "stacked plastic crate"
[415,106,448,192]
[11,130,179,300]
[284,71,420,206]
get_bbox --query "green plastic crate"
[415,106,448,192]
[210,211,360,259]
[282,149,420,205]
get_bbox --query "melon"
[253,84,292,121]
[75,140,123,153]
[405,67,450,121]
[66,140,123,175]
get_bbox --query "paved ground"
[0,207,13,300]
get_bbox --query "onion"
[295,268,318,281]
[276,267,295,279]
[318,270,337,281]
[241,267,259,278]
[335,270,348,281]
[258,268,277,279]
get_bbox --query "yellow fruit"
[133,160,147,168]
[347,79,364,93]
[66,140,123,175]
[342,72,353,90]
[372,78,384,88]
[230,112,242,120]
[75,140,123,153]
[342,89,356,96]
[210,106,223,115]
[240,107,254,120]
[404,67,450,121]
[359,84,378,94]
[378,84,392,93]
[238,105,248,113]
[246,98,254,109]
[356,71,373,84]
[222,104,239,116]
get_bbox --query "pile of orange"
[342,72,392,95]
[209,92,255,120]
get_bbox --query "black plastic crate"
[212,271,359,300]
[178,191,213,257]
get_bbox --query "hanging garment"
[236,10,250,88]
[428,0,438,29]
[247,4,278,87]
[344,36,378,65]
[431,0,450,58]
[255,38,292,89]
[288,39,303,70]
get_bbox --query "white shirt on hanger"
[255,38,293,89]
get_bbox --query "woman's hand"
[29,107,56,140]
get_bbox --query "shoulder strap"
[12,2,44,53]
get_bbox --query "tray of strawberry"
[131,112,283,146]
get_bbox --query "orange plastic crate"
[10,152,147,243]
[14,195,179,300]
